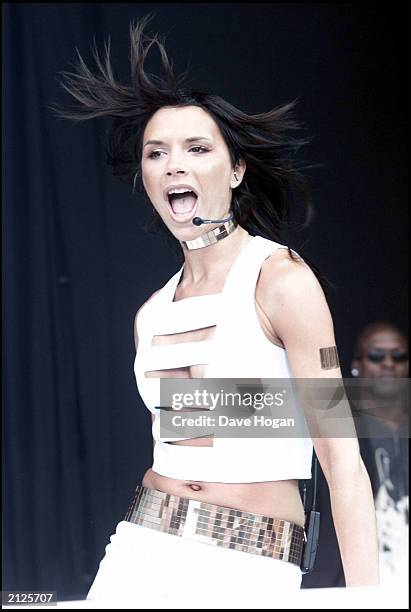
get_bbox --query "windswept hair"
[52,13,330,288]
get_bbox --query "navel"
[188,483,202,492]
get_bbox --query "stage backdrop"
[3,2,408,599]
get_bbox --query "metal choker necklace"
[180,218,238,251]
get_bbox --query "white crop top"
[134,235,313,483]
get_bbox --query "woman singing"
[53,14,379,604]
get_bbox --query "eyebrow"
[143,136,212,147]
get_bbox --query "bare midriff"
[142,467,305,527]
[141,242,306,528]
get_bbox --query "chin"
[372,377,407,397]
[167,226,202,243]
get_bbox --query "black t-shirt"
[301,409,408,588]
[354,411,408,502]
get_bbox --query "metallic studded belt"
[124,485,305,567]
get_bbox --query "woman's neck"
[179,225,251,285]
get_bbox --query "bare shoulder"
[256,247,332,338]
[133,289,161,351]
[258,247,323,300]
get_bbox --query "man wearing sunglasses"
[351,321,409,585]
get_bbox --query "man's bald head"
[353,321,408,360]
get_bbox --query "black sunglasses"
[365,350,409,364]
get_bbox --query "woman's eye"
[147,150,163,159]
[147,146,209,159]
[190,146,209,153]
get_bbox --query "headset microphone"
[192,211,234,226]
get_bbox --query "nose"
[166,167,187,176]
[165,151,188,176]
[380,355,396,369]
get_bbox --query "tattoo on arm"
[319,346,340,370]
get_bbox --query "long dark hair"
[51,13,332,292]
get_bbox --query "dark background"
[3,2,408,599]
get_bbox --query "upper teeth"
[168,188,193,195]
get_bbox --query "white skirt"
[87,520,302,607]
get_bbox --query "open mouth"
[167,191,198,216]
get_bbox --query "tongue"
[171,194,197,214]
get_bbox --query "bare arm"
[258,250,379,587]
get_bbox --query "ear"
[351,358,361,376]
[231,158,246,188]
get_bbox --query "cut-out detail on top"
[133,235,314,481]
[143,339,214,374]
[151,324,217,346]
[145,325,217,381]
